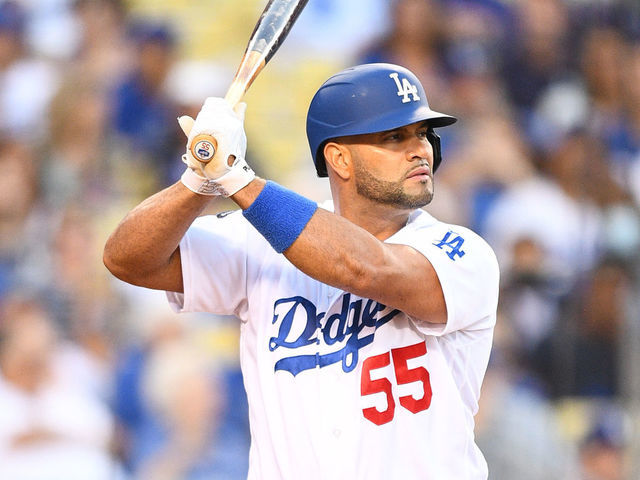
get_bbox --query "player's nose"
[406,134,433,163]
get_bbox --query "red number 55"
[360,341,432,426]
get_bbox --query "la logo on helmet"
[389,72,420,103]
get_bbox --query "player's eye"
[384,132,402,142]
[417,129,429,139]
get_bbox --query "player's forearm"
[285,208,391,295]
[103,181,212,290]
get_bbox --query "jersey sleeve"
[166,210,250,319]
[389,223,500,336]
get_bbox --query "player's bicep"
[377,243,447,324]
[150,247,184,293]
[396,228,500,335]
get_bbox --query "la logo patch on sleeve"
[433,231,466,261]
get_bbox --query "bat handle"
[189,133,218,164]
[188,49,264,164]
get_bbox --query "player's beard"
[353,158,434,209]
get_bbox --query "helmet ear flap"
[427,129,442,172]
[315,141,329,177]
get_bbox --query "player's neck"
[334,197,411,241]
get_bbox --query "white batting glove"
[179,97,255,196]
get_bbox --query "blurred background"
[0,0,639,478]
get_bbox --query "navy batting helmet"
[306,63,457,177]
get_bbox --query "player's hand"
[178,97,255,196]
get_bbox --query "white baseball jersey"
[167,202,499,480]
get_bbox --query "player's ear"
[323,142,351,180]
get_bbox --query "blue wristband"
[243,181,318,253]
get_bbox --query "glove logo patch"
[191,137,216,162]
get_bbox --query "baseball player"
[104,63,499,479]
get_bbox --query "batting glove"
[179,97,255,196]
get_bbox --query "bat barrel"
[247,0,309,63]
[225,51,266,107]
[225,0,309,106]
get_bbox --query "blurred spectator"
[474,309,577,479]
[72,0,132,89]
[578,27,627,141]
[42,76,114,209]
[111,19,181,186]
[483,131,604,280]
[0,294,123,480]
[0,139,39,299]
[575,403,630,480]
[43,70,164,211]
[441,0,507,86]
[578,427,627,480]
[498,237,567,360]
[543,131,640,263]
[0,1,59,141]
[431,111,534,229]
[15,205,121,402]
[621,44,640,205]
[48,207,116,338]
[113,311,249,480]
[531,25,629,155]
[500,0,574,120]
[533,258,632,399]
[17,0,80,61]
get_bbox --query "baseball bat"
[189,0,309,164]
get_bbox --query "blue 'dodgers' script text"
[269,294,400,376]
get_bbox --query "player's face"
[343,121,435,209]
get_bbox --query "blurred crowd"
[0,0,639,479]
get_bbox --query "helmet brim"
[422,111,457,128]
